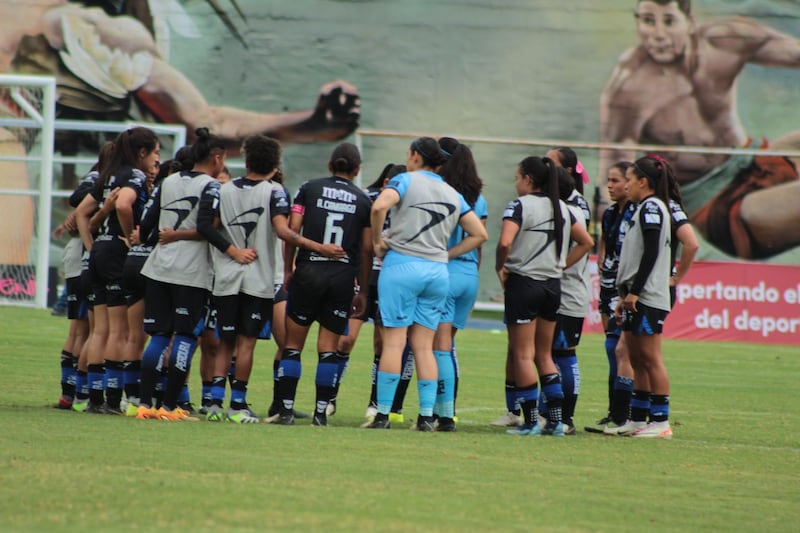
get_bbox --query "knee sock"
[541,373,564,424]
[178,382,191,405]
[271,359,280,410]
[505,381,520,415]
[650,394,670,423]
[123,360,141,401]
[139,335,170,408]
[417,379,436,417]
[330,351,350,405]
[75,369,89,401]
[104,360,125,409]
[230,379,248,410]
[201,381,213,407]
[87,363,105,406]
[554,349,580,424]
[210,376,227,407]
[376,371,400,416]
[516,383,538,426]
[163,334,198,410]
[391,344,414,413]
[60,350,77,399]
[451,343,460,415]
[434,350,455,418]
[604,334,619,412]
[314,351,338,415]
[276,349,302,414]
[631,389,651,423]
[368,353,380,408]
[610,376,634,424]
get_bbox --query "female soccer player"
[611,156,675,439]
[368,137,487,430]
[496,156,592,436]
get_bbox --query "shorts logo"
[176,307,189,316]
[515,318,532,324]
[251,312,261,320]
[333,309,348,318]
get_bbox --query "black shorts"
[553,314,585,349]
[274,283,288,304]
[123,253,148,306]
[88,238,128,307]
[504,274,561,324]
[143,278,208,336]
[598,286,619,317]
[213,293,273,339]
[621,302,669,336]
[287,262,356,335]
[670,285,677,309]
[66,276,88,320]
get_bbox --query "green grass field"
[1,306,798,532]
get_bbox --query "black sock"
[631,389,651,423]
[368,353,380,408]
[276,349,302,415]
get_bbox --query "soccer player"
[204,135,293,423]
[608,156,675,438]
[136,128,235,421]
[367,137,488,431]
[431,137,488,432]
[269,142,371,427]
[496,156,593,436]
[75,128,160,414]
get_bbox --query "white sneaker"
[364,405,377,419]
[491,411,522,427]
[603,420,646,436]
[631,421,673,439]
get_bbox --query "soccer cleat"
[388,412,404,424]
[631,421,673,439]
[364,405,378,419]
[293,409,310,419]
[436,417,457,432]
[135,405,157,419]
[563,422,577,436]
[125,398,140,417]
[71,399,89,413]
[177,401,197,415]
[156,406,199,421]
[412,415,435,432]
[85,402,105,414]
[227,407,260,424]
[54,395,74,410]
[325,400,337,417]
[540,421,565,437]
[506,423,542,436]
[263,412,295,425]
[205,404,225,422]
[584,416,612,434]
[491,411,522,427]
[603,420,646,436]
[102,403,125,416]
[312,411,328,427]
[364,413,390,429]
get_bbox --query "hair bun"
[195,127,210,139]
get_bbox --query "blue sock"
[142,335,169,372]
[211,376,227,406]
[87,363,105,405]
[230,379,248,409]
[315,352,339,413]
[554,350,580,422]
[202,382,212,403]
[504,382,519,414]
[76,370,88,399]
[417,379,436,417]
[178,383,190,404]
[541,373,564,424]
[517,384,538,426]
[650,394,670,422]
[277,355,302,412]
[434,350,455,418]
[376,371,400,415]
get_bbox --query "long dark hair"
[552,146,585,195]
[631,155,671,206]
[438,137,483,207]
[367,163,406,191]
[518,156,564,258]
[101,127,159,184]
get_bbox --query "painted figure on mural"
[598,0,800,260]
[0,0,359,264]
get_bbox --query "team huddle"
[52,126,696,438]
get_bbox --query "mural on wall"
[1,0,798,287]
[0,0,359,264]
[598,0,800,260]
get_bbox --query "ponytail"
[543,157,565,259]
